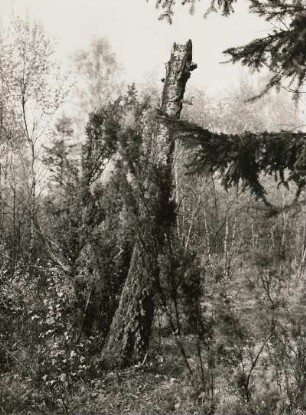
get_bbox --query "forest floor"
[58,337,203,415]
[6,336,215,415]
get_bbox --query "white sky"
[0,0,272,94]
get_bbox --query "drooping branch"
[158,113,306,205]
[224,2,306,97]
[153,0,306,98]
[155,0,237,23]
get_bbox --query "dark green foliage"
[225,1,306,97]
[159,113,306,204]
[99,82,182,367]
[43,121,83,267]
[207,0,237,15]
[83,109,119,186]
[42,107,131,340]
[154,0,306,97]
[155,0,237,23]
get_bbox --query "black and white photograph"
[1,1,306,414]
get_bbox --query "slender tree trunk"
[22,96,36,263]
[29,143,36,260]
[101,40,196,368]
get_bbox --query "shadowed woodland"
[2,1,306,414]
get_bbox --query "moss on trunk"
[101,40,196,368]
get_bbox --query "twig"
[0,341,34,375]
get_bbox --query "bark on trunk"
[101,40,196,368]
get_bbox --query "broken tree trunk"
[101,40,196,368]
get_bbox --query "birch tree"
[0,16,64,261]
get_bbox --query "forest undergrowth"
[2,13,306,415]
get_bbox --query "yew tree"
[100,40,197,367]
